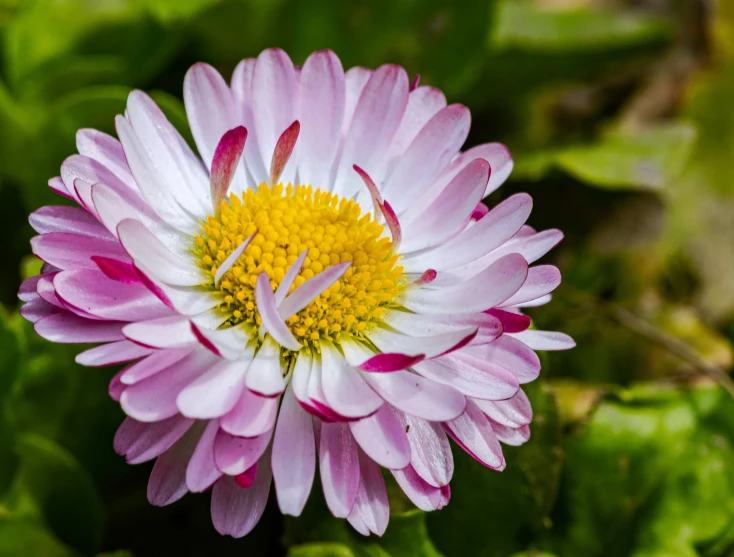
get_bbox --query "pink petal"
[120,348,218,422]
[190,323,249,360]
[321,342,383,418]
[468,336,541,383]
[35,313,125,344]
[29,205,111,238]
[147,426,201,507]
[183,64,240,174]
[298,50,346,187]
[414,352,520,400]
[500,265,561,307]
[76,128,136,190]
[349,405,410,469]
[509,330,575,351]
[213,429,272,476]
[220,387,279,438]
[402,253,528,314]
[91,256,141,284]
[333,64,409,199]
[342,67,372,136]
[391,465,446,511]
[278,262,351,319]
[113,414,194,464]
[364,326,477,360]
[252,49,299,186]
[125,91,210,219]
[385,86,447,164]
[186,419,222,492]
[444,400,504,470]
[109,370,125,402]
[176,358,248,419]
[210,126,247,209]
[347,449,390,536]
[402,193,533,273]
[210,463,272,538]
[491,421,531,446]
[256,273,301,350]
[245,337,286,397]
[319,421,360,517]
[272,383,316,516]
[399,413,453,487]
[31,232,130,271]
[75,340,153,367]
[365,370,466,422]
[473,388,532,428]
[274,249,308,305]
[400,158,490,253]
[115,115,199,232]
[120,346,195,385]
[53,269,170,322]
[269,120,300,186]
[382,104,471,214]
[117,219,202,286]
[122,316,196,349]
[485,308,531,333]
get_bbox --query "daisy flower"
[19,48,574,538]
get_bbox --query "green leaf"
[491,1,670,51]
[0,518,76,557]
[632,426,734,557]
[380,510,443,557]
[552,386,698,556]
[139,0,221,24]
[554,124,697,191]
[288,542,360,557]
[8,434,105,555]
[0,310,22,400]
[3,0,140,86]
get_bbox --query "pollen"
[192,183,405,349]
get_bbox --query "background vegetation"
[0,0,732,555]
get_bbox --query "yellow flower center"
[193,183,405,349]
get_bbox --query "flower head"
[20,48,574,537]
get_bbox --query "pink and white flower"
[19,48,573,537]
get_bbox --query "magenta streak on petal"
[352,165,402,248]
[353,164,383,218]
[49,176,73,200]
[433,328,479,359]
[190,322,222,357]
[358,353,425,373]
[235,462,259,488]
[410,74,421,91]
[214,231,256,285]
[133,264,175,311]
[210,126,247,210]
[485,308,531,333]
[270,120,300,186]
[443,426,505,471]
[255,272,301,350]
[92,256,141,284]
[412,269,437,286]
[381,199,402,250]
[471,202,489,221]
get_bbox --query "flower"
[19,48,574,538]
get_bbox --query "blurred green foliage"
[0,0,732,556]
